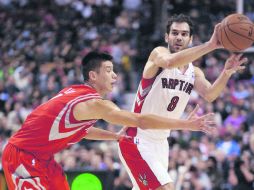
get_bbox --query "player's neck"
[84,81,93,87]
[84,82,105,97]
[178,65,188,73]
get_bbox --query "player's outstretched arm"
[84,127,123,141]
[73,99,215,133]
[194,54,248,102]
[146,24,223,72]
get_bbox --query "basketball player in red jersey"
[2,51,215,190]
[118,14,248,190]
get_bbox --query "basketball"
[218,13,254,51]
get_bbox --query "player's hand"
[186,104,200,120]
[116,127,132,141]
[208,23,224,49]
[186,105,216,134]
[223,54,248,76]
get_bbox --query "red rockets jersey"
[9,84,101,157]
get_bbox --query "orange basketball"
[218,13,254,52]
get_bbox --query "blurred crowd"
[0,0,254,189]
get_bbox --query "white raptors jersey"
[130,63,195,139]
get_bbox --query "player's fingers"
[237,66,246,71]
[195,118,215,129]
[191,104,200,115]
[200,113,214,120]
[196,114,215,127]
[236,53,243,60]
[239,57,248,65]
[206,126,217,134]
[200,127,211,134]
[204,121,216,125]
[188,104,199,119]
[215,23,221,26]
[229,53,235,60]
[214,23,221,30]
[201,126,216,135]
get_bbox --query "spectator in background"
[0,81,9,113]
[246,101,254,127]
[206,156,224,190]
[223,106,246,133]
[216,132,240,158]
[231,155,254,190]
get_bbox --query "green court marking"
[71,173,102,190]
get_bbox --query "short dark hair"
[81,51,113,81]
[166,14,194,36]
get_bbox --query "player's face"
[94,60,117,95]
[165,22,192,53]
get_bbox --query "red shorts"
[2,143,70,190]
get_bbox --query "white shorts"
[118,136,173,190]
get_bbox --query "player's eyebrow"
[105,66,113,70]
[171,29,189,33]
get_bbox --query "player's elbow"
[166,57,178,69]
[165,59,173,69]
[204,95,216,103]
[154,57,175,69]
[152,49,175,69]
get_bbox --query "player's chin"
[174,46,183,52]
[108,85,114,92]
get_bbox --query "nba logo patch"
[138,173,148,186]
[134,137,139,145]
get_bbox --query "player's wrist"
[182,120,191,129]
[204,41,217,51]
[222,69,233,77]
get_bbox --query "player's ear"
[89,71,97,81]
[165,33,169,43]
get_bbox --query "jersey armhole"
[69,96,101,123]
[141,68,163,88]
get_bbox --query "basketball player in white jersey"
[118,14,248,190]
